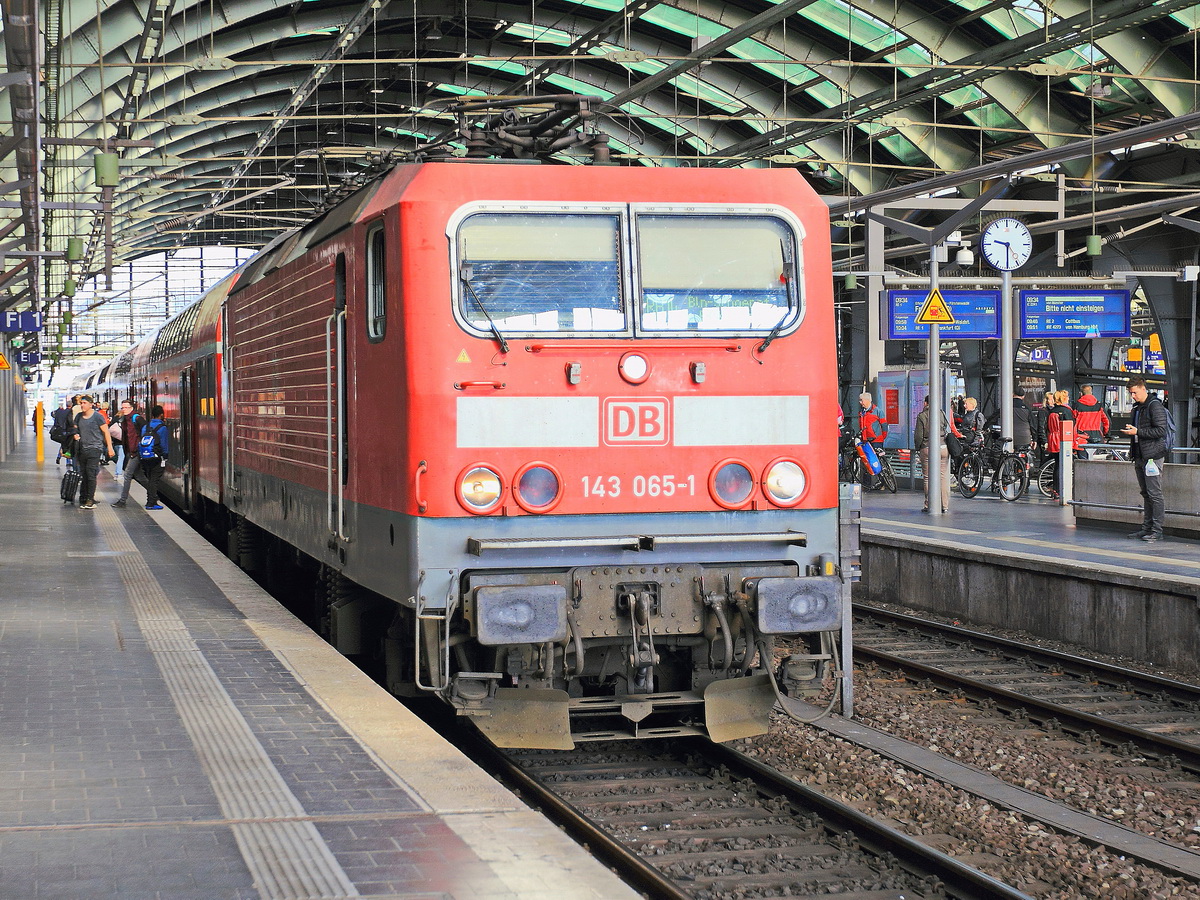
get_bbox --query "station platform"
[855,483,1200,673]
[0,434,637,900]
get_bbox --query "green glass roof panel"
[467,58,528,77]
[502,22,575,45]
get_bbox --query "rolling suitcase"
[60,468,81,504]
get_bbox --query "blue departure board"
[885,290,1001,339]
[1019,290,1131,338]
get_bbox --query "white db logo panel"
[604,398,669,446]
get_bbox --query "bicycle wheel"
[997,455,1028,501]
[1037,459,1058,497]
[957,453,982,498]
[879,458,897,493]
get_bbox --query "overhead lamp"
[1085,76,1112,99]
[427,20,444,40]
[368,84,386,94]
[954,245,974,266]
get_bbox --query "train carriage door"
[180,367,197,511]
[326,253,350,542]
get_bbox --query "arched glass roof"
[0,0,1196,358]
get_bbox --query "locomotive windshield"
[457,213,624,333]
[453,207,802,338]
[637,215,796,333]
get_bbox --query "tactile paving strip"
[97,505,360,899]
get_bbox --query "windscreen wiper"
[459,262,510,354]
[757,239,799,354]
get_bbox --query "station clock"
[980,217,1033,271]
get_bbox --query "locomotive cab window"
[456,212,625,335]
[637,215,801,335]
[365,222,386,342]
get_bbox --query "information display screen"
[885,289,1001,339]
[1019,289,1131,338]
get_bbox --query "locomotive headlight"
[515,463,562,513]
[764,460,807,506]
[458,465,503,514]
[618,351,650,384]
[709,460,755,508]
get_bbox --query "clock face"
[981,218,1032,271]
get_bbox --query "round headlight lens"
[515,464,561,512]
[459,466,503,513]
[618,352,650,384]
[711,461,754,507]
[764,460,806,505]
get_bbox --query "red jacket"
[859,404,888,444]
[1047,405,1086,453]
[1071,394,1110,442]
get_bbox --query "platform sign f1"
[0,310,42,332]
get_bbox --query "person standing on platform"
[988,382,1033,449]
[70,395,115,510]
[915,395,950,514]
[1031,390,1053,460]
[50,398,74,465]
[1122,377,1168,542]
[140,405,170,511]
[857,392,888,490]
[110,399,146,509]
[1071,384,1111,451]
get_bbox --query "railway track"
[854,604,1200,773]
[480,737,1032,899]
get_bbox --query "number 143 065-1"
[581,474,696,498]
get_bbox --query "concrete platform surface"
[0,434,637,900]
[858,482,1200,592]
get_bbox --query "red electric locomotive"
[89,148,855,749]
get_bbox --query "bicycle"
[956,429,1029,501]
[838,428,897,493]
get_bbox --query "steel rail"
[856,604,1200,705]
[477,731,1033,900]
[471,738,692,900]
[705,741,1034,900]
[854,610,1200,773]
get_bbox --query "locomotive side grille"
[229,256,334,482]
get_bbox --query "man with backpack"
[110,399,147,508]
[1121,377,1170,543]
[857,392,889,490]
[49,398,75,465]
[138,405,170,511]
[1071,384,1111,449]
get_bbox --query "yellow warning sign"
[0,353,9,370]
[456,349,471,363]
[915,288,956,325]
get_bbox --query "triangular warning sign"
[456,349,471,363]
[915,288,956,325]
[0,353,9,370]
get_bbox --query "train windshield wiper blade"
[459,262,510,354]
[757,239,799,355]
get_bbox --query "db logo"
[603,398,670,445]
